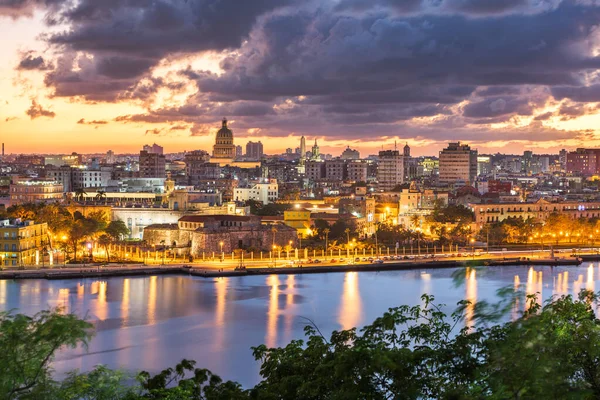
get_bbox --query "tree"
[0,308,92,399]
[95,190,107,205]
[106,220,130,241]
[98,234,112,263]
[74,188,87,203]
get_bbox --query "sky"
[1,0,600,157]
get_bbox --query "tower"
[403,142,410,157]
[311,138,320,160]
[300,136,306,158]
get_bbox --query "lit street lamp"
[219,241,224,261]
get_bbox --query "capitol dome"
[213,118,236,159]
[216,118,233,140]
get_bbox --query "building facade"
[233,179,278,204]
[139,150,166,179]
[0,219,48,267]
[246,141,264,160]
[10,178,63,206]
[377,150,405,191]
[439,142,478,184]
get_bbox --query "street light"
[87,242,93,263]
[219,241,224,261]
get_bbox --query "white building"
[234,179,278,204]
[72,168,112,190]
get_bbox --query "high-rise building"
[212,118,236,160]
[139,150,166,178]
[184,150,220,186]
[403,143,411,181]
[245,141,263,160]
[559,149,568,171]
[105,150,115,164]
[300,136,306,158]
[341,146,360,160]
[566,148,600,175]
[347,160,368,182]
[377,150,405,191]
[438,142,477,184]
[235,145,243,157]
[522,150,533,173]
[142,143,163,155]
[325,159,346,181]
[477,156,492,176]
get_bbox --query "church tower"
[311,138,320,160]
[212,118,236,160]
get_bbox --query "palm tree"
[323,228,330,255]
[95,190,107,205]
[74,188,87,203]
[344,228,351,247]
[160,239,166,265]
[410,215,420,229]
[271,225,278,249]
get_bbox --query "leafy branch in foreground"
[4,288,600,399]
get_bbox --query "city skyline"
[2,1,600,155]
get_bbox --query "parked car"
[372,259,384,264]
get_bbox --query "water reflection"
[0,279,6,306]
[2,265,600,387]
[266,275,280,348]
[213,277,228,351]
[465,268,477,329]
[339,272,362,330]
[147,276,157,325]
[587,265,595,292]
[284,275,296,343]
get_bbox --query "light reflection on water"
[0,264,599,387]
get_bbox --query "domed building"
[212,118,236,160]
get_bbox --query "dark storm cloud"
[552,85,600,102]
[17,53,51,70]
[9,0,600,145]
[334,0,560,15]
[0,0,62,17]
[39,0,291,100]
[25,99,55,119]
[463,97,533,118]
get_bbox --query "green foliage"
[106,220,130,241]
[246,200,290,216]
[0,308,93,400]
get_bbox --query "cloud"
[145,128,164,135]
[77,118,108,125]
[25,99,55,119]
[0,0,64,18]
[552,84,600,102]
[7,0,600,149]
[17,52,52,70]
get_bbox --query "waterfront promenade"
[0,248,592,280]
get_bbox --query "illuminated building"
[0,219,48,267]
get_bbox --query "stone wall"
[143,224,192,247]
[191,224,298,253]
